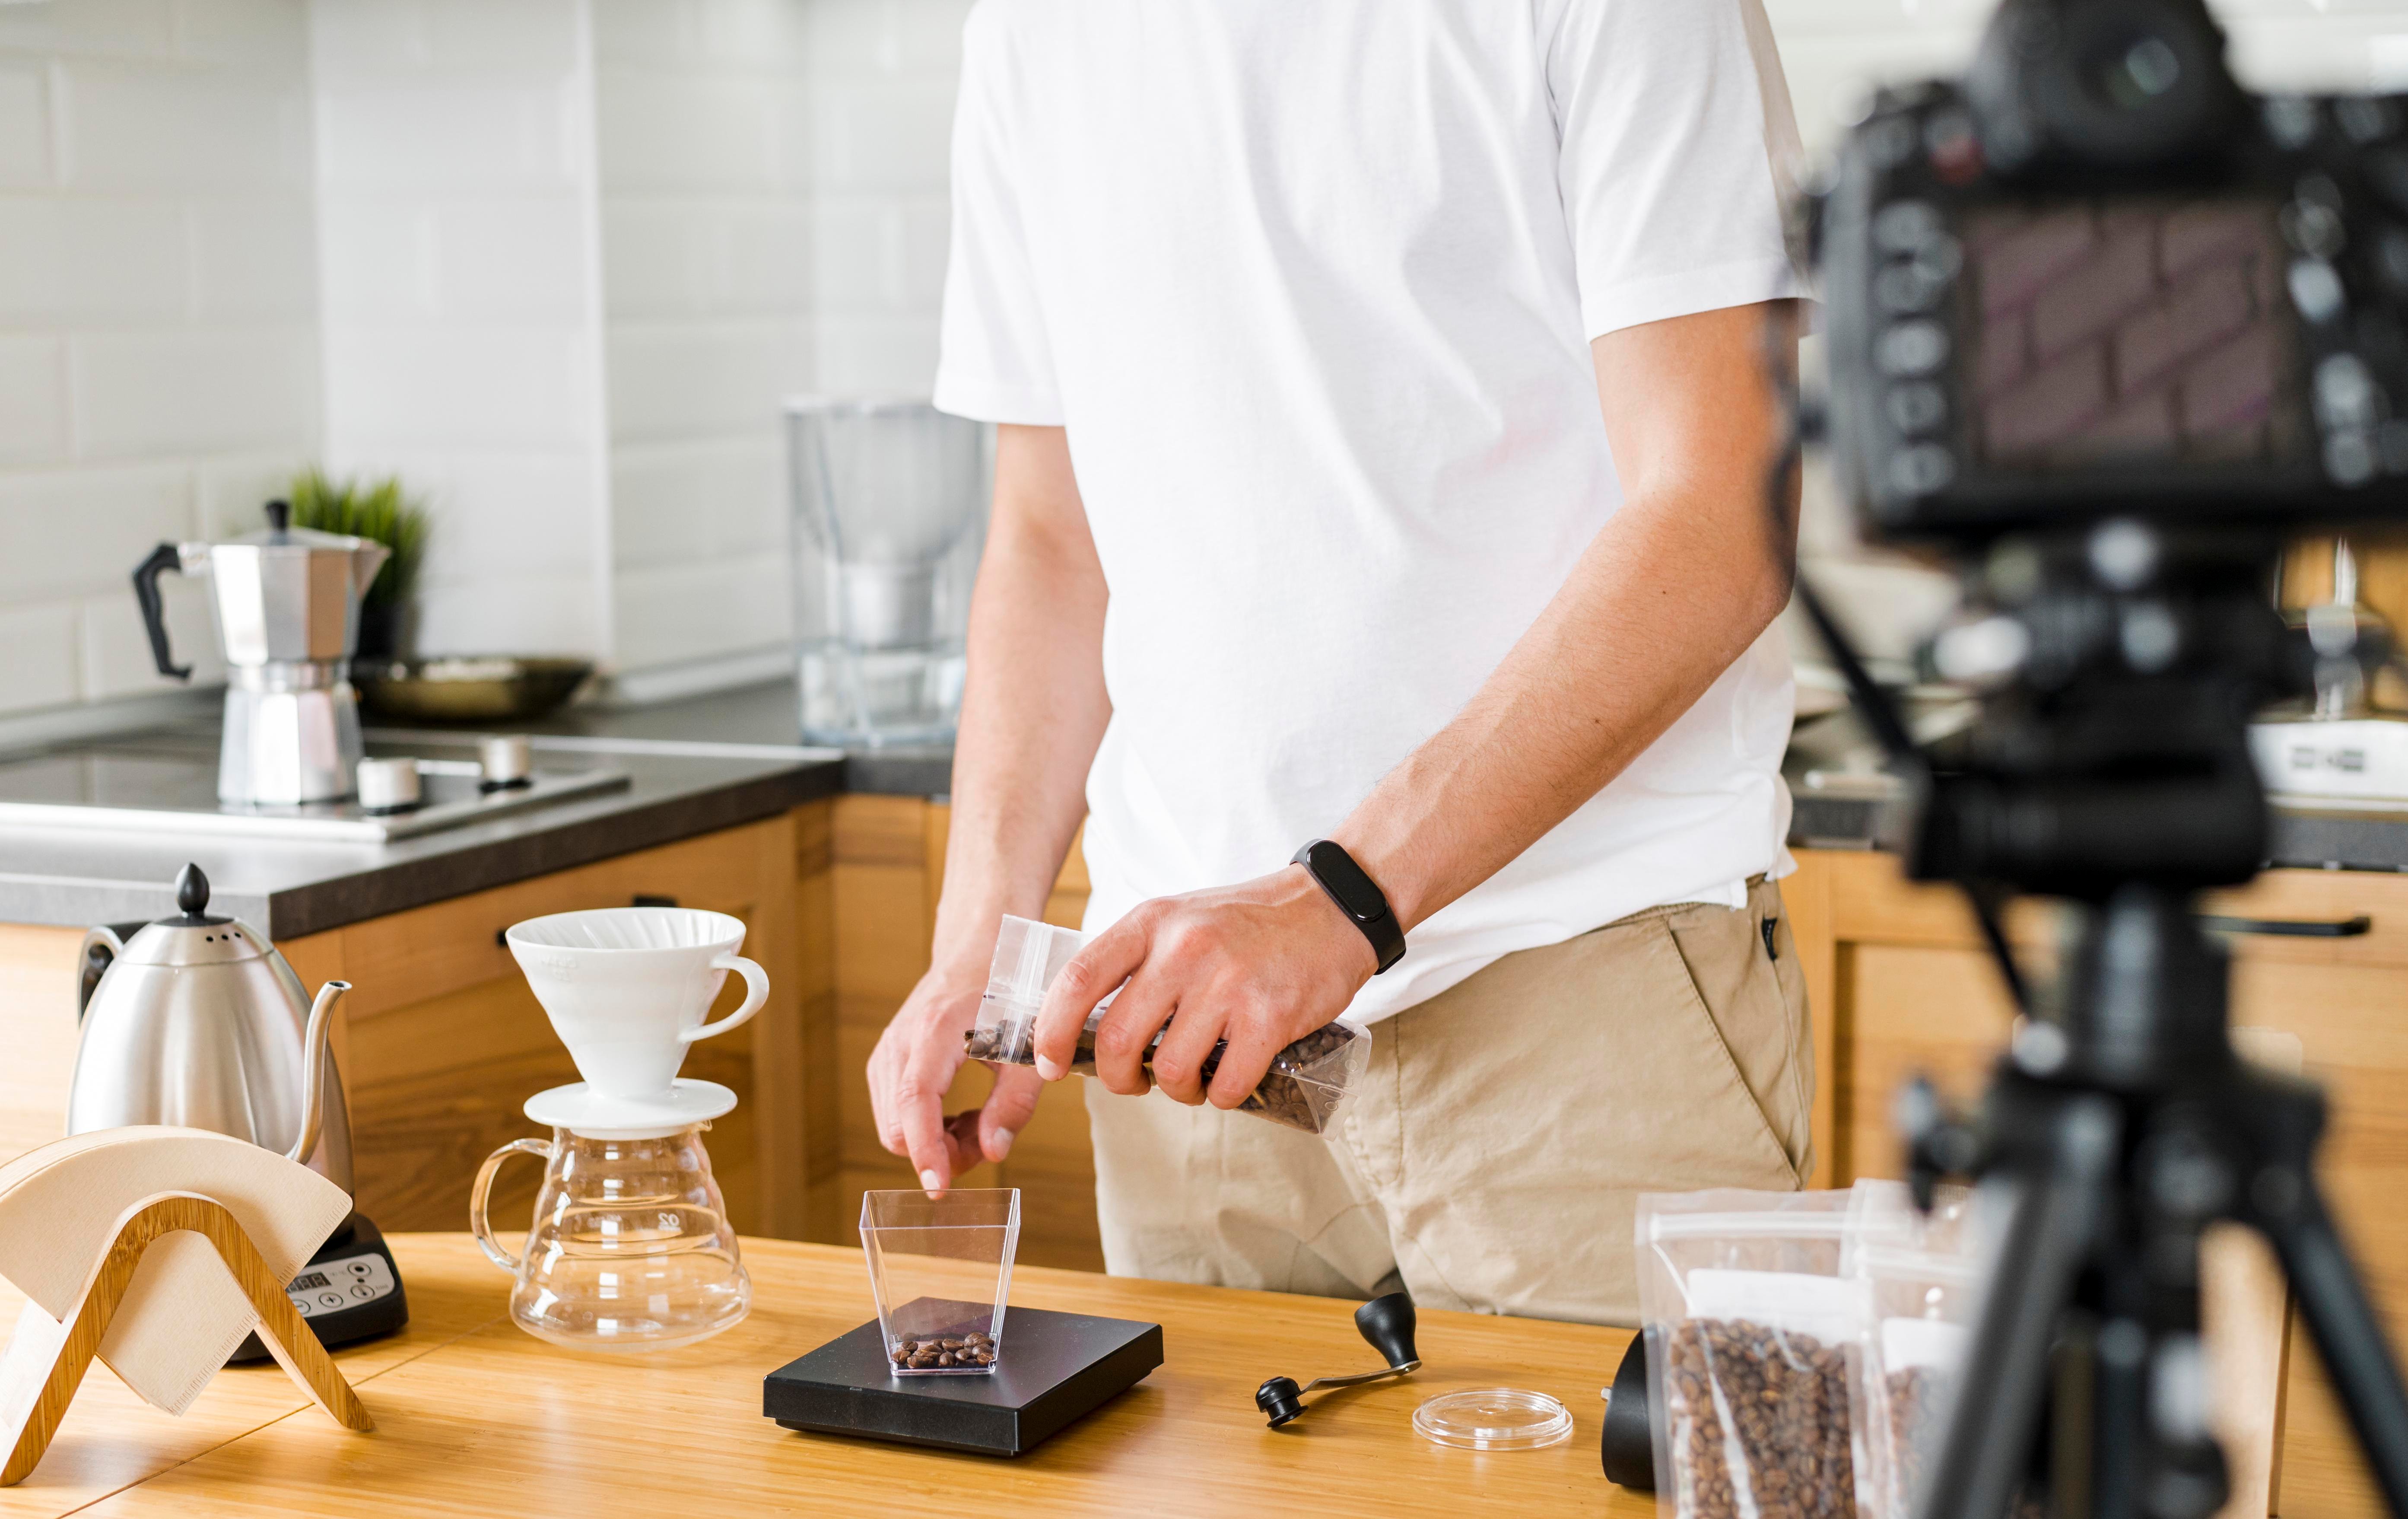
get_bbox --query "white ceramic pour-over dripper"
[505,908,769,1129]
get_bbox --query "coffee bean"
[940,1338,966,1350]
[1664,1318,1856,1519]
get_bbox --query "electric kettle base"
[228,1211,409,1363]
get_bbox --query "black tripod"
[1795,531,2408,1519]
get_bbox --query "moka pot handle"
[132,542,191,681]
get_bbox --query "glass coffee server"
[786,398,990,747]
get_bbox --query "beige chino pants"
[1084,877,1811,1327]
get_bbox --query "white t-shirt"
[934,0,1809,1022]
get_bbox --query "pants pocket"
[1650,914,1808,1188]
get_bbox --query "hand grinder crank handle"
[1255,1292,1419,1427]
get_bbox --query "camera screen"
[1961,200,2307,473]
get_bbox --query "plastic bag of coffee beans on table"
[1839,1180,1979,1519]
[1636,1189,1873,1519]
[962,914,1372,1135]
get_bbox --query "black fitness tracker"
[1292,839,1406,974]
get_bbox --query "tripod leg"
[1918,1093,2120,1519]
[2264,1178,2408,1515]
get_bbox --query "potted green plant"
[287,468,431,660]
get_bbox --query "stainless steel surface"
[146,511,390,806]
[289,979,347,1168]
[183,525,389,668]
[480,733,534,785]
[0,756,627,843]
[355,756,420,811]
[219,672,365,806]
[68,873,356,1192]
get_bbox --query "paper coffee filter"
[510,906,744,953]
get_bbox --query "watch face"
[1304,841,1387,922]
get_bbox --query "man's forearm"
[928,425,1111,981]
[1333,304,1799,930]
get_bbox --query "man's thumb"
[978,1064,1045,1161]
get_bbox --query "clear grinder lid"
[1412,1388,1575,1451]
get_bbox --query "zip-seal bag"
[1637,1189,1870,1519]
[1840,1179,1979,1519]
[960,914,1371,1135]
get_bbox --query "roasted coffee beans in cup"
[888,1331,996,1371]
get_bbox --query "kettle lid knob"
[264,499,291,536]
[174,863,210,919]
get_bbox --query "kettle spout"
[292,980,350,1168]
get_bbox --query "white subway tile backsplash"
[0,600,80,717]
[308,0,582,78]
[189,195,319,318]
[0,0,177,60]
[58,61,310,189]
[811,197,903,312]
[0,199,59,320]
[814,312,937,396]
[79,570,225,698]
[613,554,790,670]
[57,198,188,321]
[0,336,68,464]
[610,434,783,567]
[411,570,602,656]
[431,195,590,318]
[194,451,307,537]
[720,204,813,314]
[811,80,951,192]
[70,328,318,458]
[595,72,788,193]
[592,0,810,72]
[172,0,311,68]
[0,465,192,602]
[339,447,604,582]
[601,203,715,319]
[605,321,812,441]
[317,195,435,317]
[323,328,596,449]
[886,0,972,78]
[0,64,51,188]
[317,80,584,190]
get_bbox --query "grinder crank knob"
[1355,1292,1418,1369]
[1255,1376,1306,1427]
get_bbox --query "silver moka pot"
[133,500,391,806]
[71,863,409,1356]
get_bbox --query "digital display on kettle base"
[289,1271,330,1292]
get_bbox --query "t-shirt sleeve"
[932,7,1065,426]
[1546,0,1812,341]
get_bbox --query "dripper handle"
[685,953,770,1043]
[470,1137,554,1273]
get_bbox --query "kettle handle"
[470,1138,554,1273]
[132,543,191,681]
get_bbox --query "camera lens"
[2094,37,2183,113]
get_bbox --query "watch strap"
[1292,839,1406,974]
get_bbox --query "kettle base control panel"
[286,1250,397,1319]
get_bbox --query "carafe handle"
[470,1137,553,1273]
[685,952,769,1043]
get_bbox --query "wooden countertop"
[2,1234,1651,1518]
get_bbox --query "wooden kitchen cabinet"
[825,794,1099,1271]
[1785,847,2408,1519]
[0,805,834,1247]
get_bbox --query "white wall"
[593,0,814,680]
[0,0,318,717]
[310,0,611,660]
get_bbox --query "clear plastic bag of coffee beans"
[962,914,1372,1135]
[1636,1189,1872,1519]
[1839,1180,1977,1519]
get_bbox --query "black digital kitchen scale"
[763,1300,1162,1457]
[229,1211,409,1363]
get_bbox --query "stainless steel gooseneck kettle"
[70,862,355,1189]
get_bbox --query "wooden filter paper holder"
[0,1128,375,1486]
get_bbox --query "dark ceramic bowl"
[354,656,595,724]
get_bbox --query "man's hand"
[1032,864,1376,1107]
[868,967,1045,1191]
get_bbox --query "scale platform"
[764,1301,1163,1457]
